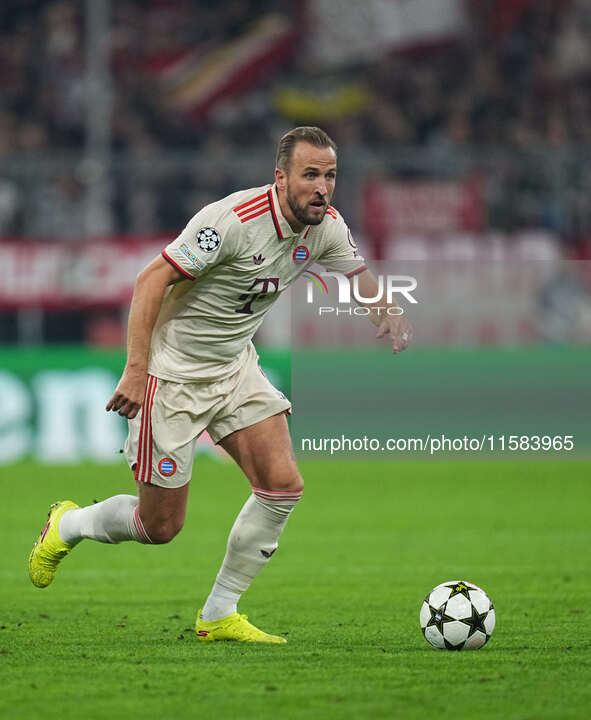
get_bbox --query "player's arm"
[351,269,412,354]
[106,255,185,418]
[317,211,411,353]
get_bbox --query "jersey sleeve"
[316,212,367,278]
[162,203,237,280]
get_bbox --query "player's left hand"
[376,315,413,354]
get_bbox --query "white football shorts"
[124,343,291,488]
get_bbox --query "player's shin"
[200,488,302,621]
[59,495,153,545]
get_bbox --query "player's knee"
[144,517,184,545]
[290,471,304,496]
[269,466,304,495]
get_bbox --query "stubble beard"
[286,187,327,226]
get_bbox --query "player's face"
[279,142,337,228]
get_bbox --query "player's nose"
[314,183,327,199]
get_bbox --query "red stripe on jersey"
[267,189,284,239]
[161,250,196,280]
[303,226,310,239]
[233,192,268,213]
[236,198,268,217]
[345,264,368,278]
[240,206,270,223]
[326,206,337,219]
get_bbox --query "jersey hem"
[147,367,241,384]
[161,250,196,279]
[345,264,368,278]
[148,345,249,384]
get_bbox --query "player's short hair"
[276,126,337,171]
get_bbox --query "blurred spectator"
[0,0,589,242]
[25,169,86,239]
[0,178,21,234]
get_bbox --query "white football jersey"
[149,183,366,382]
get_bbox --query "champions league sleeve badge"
[196,227,221,252]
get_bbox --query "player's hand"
[376,315,413,354]
[106,368,147,419]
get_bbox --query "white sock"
[59,495,152,545]
[200,487,302,621]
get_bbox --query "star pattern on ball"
[443,638,464,651]
[421,581,495,651]
[445,581,472,600]
[425,605,455,635]
[461,604,489,637]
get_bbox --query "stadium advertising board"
[0,348,289,465]
[363,177,484,242]
[0,239,164,309]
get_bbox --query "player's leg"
[28,492,151,589]
[29,377,193,587]
[28,479,190,589]
[58,481,189,546]
[133,481,188,544]
[197,413,302,642]
[42,376,191,547]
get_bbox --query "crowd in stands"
[0,0,590,242]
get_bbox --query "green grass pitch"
[2,459,590,719]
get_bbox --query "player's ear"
[275,166,287,191]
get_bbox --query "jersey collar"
[268,184,309,241]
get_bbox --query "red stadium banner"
[0,238,165,309]
[362,176,484,253]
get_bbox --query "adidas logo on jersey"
[253,254,265,265]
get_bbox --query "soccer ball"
[420,580,495,650]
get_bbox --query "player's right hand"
[105,370,147,419]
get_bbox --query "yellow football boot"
[195,609,287,644]
[29,501,79,588]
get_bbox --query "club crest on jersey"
[293,245,309,264]
[196,227,221,253]
[158,458,177,477]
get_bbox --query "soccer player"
[29,126,412,643]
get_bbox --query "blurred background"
[1,0,590,463]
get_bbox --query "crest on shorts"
[158,458,177,477]
[293,245,309,264]
[196,227,221,253]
